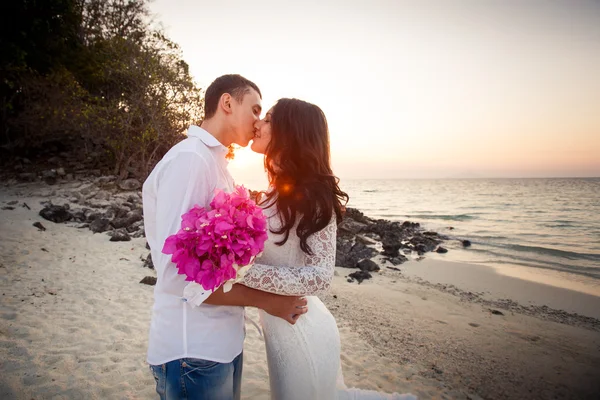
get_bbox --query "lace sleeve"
[241,218,337,296]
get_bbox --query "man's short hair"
[204,74,262,119]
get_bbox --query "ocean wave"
[464,248,600,279]
[476,258,600,280]
[543,223,578,228]
[406,214,477,221]
[475,242,600,262]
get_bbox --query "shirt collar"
[187,125,227,152]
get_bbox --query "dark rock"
[96,176,116,185]
[33,222,46,231]
[411,235,440,253]
[415,243,427,255]
[132,230,145,238]
[336,241,378,268]
[1,206,14,210]
[356,259,380,272]
[126,223,141,233]
[386,266,401,272]
[18,173,37,182]
[22,203,31,210]
[436,246,448,254]
[111,210,143,229]
[71,210,86,222]
[363,232,381,241]
[118,179,141,191]
[109,228,131,242]
[39,205,72,223]
[44,176,57,185]
[355,234,377,246]
[90,218,111,233]
[402,221,420,229]
[93,190,111,201]
[348,270,372,284]
[121,201,135,210]
[338,218,367,235]
[140,276,157,286]
[85,211,103,222]
[385,255,408,266]
[127,195,139,204]
[146,241,151,250]
[142,253,154,269]
[106,205,130,220]
[490,309,504,316]
[462,240,472,247]
[7,200,18,205]
[365,220,403,238]
[344,207,372,224]
[381,239,402,257]
[42,169,57,179]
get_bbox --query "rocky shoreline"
[2,172,461,285]
[2,166,599,332]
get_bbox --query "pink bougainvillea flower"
[162,185,268,292]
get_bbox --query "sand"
[1,180,599,399]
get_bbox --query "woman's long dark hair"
[261,98,349,255]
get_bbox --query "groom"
[142,74,308,400]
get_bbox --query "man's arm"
[204,284,308,324]
[153,150,307,323]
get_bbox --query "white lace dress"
[242,206,416,400]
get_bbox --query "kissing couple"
[143,74,416,400]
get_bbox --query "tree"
[1,0,204,180]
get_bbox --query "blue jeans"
[149,352,243,400]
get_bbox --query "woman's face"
[250,108,273,154]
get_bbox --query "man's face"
[230,88,262,147]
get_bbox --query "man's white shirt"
[143,126,244,365]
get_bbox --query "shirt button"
[182,362,188,368]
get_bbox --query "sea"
[342,178,600,295]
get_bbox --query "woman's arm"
[241,218,337,296]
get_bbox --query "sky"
[149,0,600,183]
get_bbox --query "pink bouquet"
[162,185,268,292]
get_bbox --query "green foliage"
[0,0,203,180]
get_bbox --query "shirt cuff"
[182,282,211,307]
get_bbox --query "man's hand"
[203,284,308,325]
[261,294,308,325]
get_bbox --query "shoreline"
[410,245,600,299]
[1,178,600,399]
[401,259,600,328]
[325,266,600,399]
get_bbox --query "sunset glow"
[150,0,600,184]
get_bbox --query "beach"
[1,179,599,399]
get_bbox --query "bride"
[241,98,416,400]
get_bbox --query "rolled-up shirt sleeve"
[154,151,216,302]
